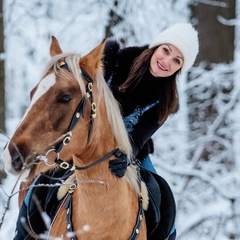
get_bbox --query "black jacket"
[103,40,161,160]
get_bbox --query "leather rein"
[50,59,144,240]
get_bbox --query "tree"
[178,0,239,238]
[0,0,6,183]
[0,0,5,133]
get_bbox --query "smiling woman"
[149,44,184,77]
[103,22,199,240]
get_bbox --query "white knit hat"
[149,23,199,72]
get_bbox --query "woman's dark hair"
[119,46,180,126]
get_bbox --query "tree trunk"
[192,0,235,65]
[186,0,237,238]
[0,0,5,133]
[189,0,235,152]
[0,0,6,183]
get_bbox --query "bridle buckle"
[68,183,76,193]
[60,162,70,169]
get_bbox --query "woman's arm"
[129,105,160,158]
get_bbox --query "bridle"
[54,59,96,154]
[52,59,129,172]
[52,59,127,171]
[47,59,144,240]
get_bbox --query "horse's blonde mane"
[43,53,139,193]
[95,71,133,157]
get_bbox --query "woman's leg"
[140,155,177,240]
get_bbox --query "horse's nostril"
[12,155,23,171]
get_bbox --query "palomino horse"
[2,37,147,239]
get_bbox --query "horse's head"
[2,36,108,180]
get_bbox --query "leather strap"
[128,200,144,240]
[54,63,95,153]
[54,148,121,171]
[65,190,77,240]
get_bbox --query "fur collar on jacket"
[103,40,161,117]
[103,40,148,89]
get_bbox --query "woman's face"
[149,44,184,77]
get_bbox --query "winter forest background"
[0,0,239,239]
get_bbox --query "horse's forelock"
[43,53,86,96]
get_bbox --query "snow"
[1,0,240,239]
[0,174,19,239]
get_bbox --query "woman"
[106,22,199,172]
[105,23,199,239]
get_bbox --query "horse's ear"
[50,36,63,57]
[80,39,106,74]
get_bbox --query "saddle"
[140,168,176,240]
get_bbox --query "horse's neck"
[72,144,116,182]
[52,141,144,239]
[69,156,142,240]
[72,143,125,198]
[74,125,117,167]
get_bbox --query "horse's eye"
[60,95,72,103]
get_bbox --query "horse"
[2,36,147,239]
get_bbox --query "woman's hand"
[108,150,130,178]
